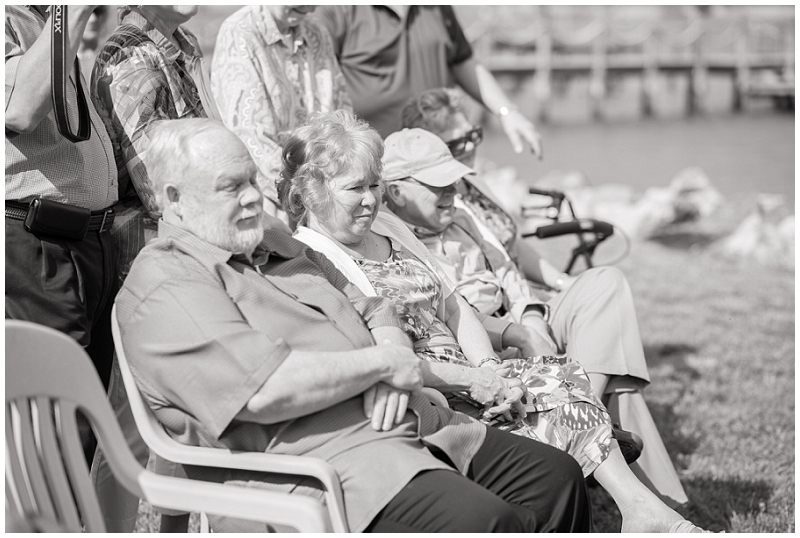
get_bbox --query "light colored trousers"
[547,266,689,507]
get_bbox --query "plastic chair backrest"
[6,320,338,532]
[5,320,145,532]
[110,305,349,532]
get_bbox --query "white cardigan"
[294,209,454,321]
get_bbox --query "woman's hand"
[363,382,410,431]
[479,359,513,378]
[467,367,509,407]
[468,369,527,421]
[484,383,527,422]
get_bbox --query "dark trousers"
[5,217,118,462]
[367,426,592,532]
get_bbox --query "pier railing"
[458,6,795,119]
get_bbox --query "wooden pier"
[457,6,795,120]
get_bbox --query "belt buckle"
[99,210,110,232]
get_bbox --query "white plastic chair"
[110,305,349,532]
[5,320,334,532]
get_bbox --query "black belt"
[5,200,115,233]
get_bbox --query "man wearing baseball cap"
[382,128,555,357]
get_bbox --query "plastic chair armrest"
[138,471,331,532]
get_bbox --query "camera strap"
[50,5,91,142]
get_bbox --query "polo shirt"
[116,221,485,532]
[312,5,472,138]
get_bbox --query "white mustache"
[240,208,263,221]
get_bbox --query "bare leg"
[593,444,701,533]
[587,372,609,396]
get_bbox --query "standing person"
[89,5,214,532]
[211,5,351,218]
[117,117,592,533]
[311,5,541,156]
[401,88,690,507]
[5,5,118,463]
[92,4,217,285]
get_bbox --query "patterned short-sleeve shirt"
[211,6,352,204]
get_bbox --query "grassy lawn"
[588,238,795,533]
[133,236,794,533]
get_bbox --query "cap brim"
[410,158,474,187]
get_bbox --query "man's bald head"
[146,118,265,255]
[146,118,254,212]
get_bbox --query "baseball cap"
[382,128,474,187]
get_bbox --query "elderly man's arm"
[5,5,96,134]
[238,344,422,425]
[122,275,423,438]
[513,239,576,292]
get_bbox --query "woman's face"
[308,173,383,246]
[432,112,478,169]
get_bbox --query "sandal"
[613,427,643,465]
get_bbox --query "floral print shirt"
[354,239,466,364]
[211,6,352,204]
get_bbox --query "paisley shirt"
[211,6,352,203]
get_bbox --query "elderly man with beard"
[114,118,590,533]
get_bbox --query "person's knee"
[577,266,631,302]
[485,503,529,532]
[583,265,625,289]
[459,499,528,532]
[547,446,586,488]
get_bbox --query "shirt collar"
[121,11,202,63]
[259,6,306,53]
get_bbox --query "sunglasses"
[445,126,483,158]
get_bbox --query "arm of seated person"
[371,325,413,349]
[419,361,526,420]
[501,310,558,358]
[121,270,420,439]
[237,344,423,425]
[443,291,497,367]
[515,239,576,292]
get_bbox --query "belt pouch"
[23,198,91,240]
